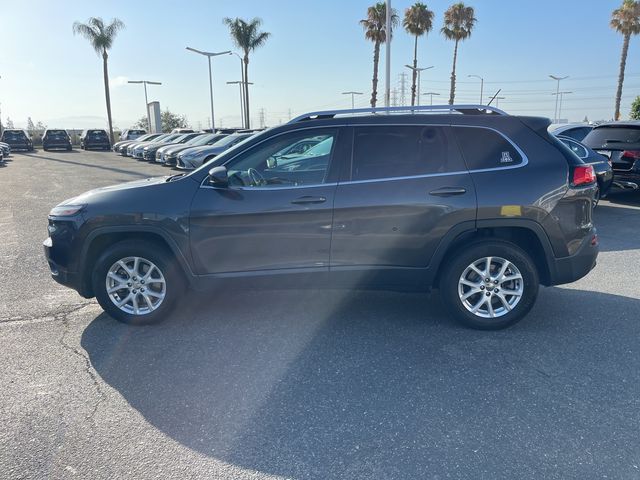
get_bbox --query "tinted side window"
[351,126,457,181]
[453,127,524,170]
[559,138,588,159]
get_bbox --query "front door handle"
[429,187,467,197]
[291,195,327,205]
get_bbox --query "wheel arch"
[78,226,194,297]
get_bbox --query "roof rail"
[289,104,508,123]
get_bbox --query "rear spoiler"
[517,116,551,137]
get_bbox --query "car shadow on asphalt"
[21,152,152,178]
[81,287,640,479]
[593,201,640,253]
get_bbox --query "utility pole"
[398,73,408,106]
[390,88,398,107]
[258,108,266,129]
[287,108,292,120]
[549,74,568,123]
[552,91,573,123]
[127,80,162,132]
[422,92,440,106]
[342,91,363,109]
[468,74,484,104]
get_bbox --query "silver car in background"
[176,133,254,170]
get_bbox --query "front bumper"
[43,237,87,296]
[548,228,598,286]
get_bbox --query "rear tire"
[91,240,185,325]
[439,240,539,330]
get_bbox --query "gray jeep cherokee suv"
[44,105,598,329]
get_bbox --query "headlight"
[49,204,85,217]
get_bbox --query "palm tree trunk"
[449,39,459,105]
[102,50,114,143]
[411,35,418,107]
[244,53,250,129]
[615,33,630,121]
[371,41,381,108]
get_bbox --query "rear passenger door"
[330,124,477,279]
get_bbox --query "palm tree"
[223,17,270,129]
[360,3,398,108]
[404,2,434,106]
[610,0,640,120]
[72,17,125,143]
[441,3,476,105]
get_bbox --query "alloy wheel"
[105,256,166,315]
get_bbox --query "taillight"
[622,150,640,160]
[572,165,596,186]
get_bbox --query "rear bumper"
[547,228,598,285]
[613,170,640,185]
[84,142,110,149]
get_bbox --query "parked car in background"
[43,105,598,330]
[127,134,175,158]
[582,121,640,190]
[176,132,254,170]
[113,133,162,154]
[1,129,34,151]
[160,133,228,167]
[80,129,111,150]
[0,142,11,158]
[138,134,184,161]
[120,129,146,141]
[557,136,613,206]
[548,123,594,142]
[153,133,204,163]
[42,129,72,151]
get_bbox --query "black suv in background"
[1,129,34,151]
[42,129,72,151]
[80,129,111,150]
[43,105,598,330]
[582,121,640,187]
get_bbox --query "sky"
[0,0,638,130]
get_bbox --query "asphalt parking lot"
[1,148,640,479]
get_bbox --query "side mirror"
[208,166,228,187]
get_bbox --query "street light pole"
[468,74,484,104]
[186,47,232,131]
[228,80,254,128]
[422,91,440,106]
[549,74,568,123]
[384,0,391,108]
[495,96,506,108]
[232,52,246,128]
[127,80,162,132]
[405,65,434,106]
[552,91,573,123]
[342,91,364,109]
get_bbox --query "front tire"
[91,240,185,325]
[439,240,539,330]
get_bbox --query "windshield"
[583,126,640,148]
[187,133,220,146]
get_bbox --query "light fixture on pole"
[468,74,484,104]
[228,80,254,128]
[342,91,364,109]
[551,91,573,123]
[549,74,568,123]
[422,91,440,106]
[495,96,506,108]
[127,80,162,132]
[186,47,232,131]
[405,65,434,106]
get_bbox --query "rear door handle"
[429,187,467,197]
[291,195,327,205]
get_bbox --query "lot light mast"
[552,91,573,123]
[405,65,434,106]
[127,80,161,132]
[186,47,232,131]
[468,74,484,104]
[342,91,364,109]
[549,74,569,123]
[384,0,392,108]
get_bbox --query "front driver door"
[189,127,344,275]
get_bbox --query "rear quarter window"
[453,127,524,171]
[351,125,464,181]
